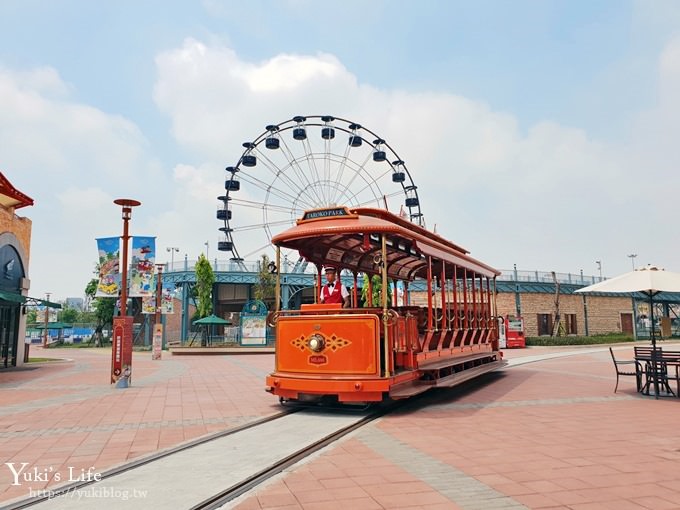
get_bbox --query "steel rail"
[4,410,300,510]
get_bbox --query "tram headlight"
[308,334,325,352]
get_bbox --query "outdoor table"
[634,348,680,397]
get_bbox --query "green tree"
[85,277,115,331]
[254,254,276,307]
[361,274,393,307]
[58,305,79,324]
[195,254,215,318]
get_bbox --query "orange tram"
[265,206,505,404]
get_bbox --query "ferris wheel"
[216,115,424,265]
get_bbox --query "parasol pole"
[649,290,660,398]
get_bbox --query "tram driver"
[319,266,350,308]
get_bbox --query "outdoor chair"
[609,347,642,393]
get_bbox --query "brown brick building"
[0,173,34,368]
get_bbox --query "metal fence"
[497,269,605,285]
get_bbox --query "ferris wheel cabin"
[265,206,505,403]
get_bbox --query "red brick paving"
[3,344,680,509]
[0,346,278,502]
[234,345,680,509]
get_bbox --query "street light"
[205,241,209,260]
[627,253,637,270]
[114,199,141,316]
[166,247,179,271]
[595,260,602,279]
[112,198,141,384]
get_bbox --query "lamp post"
[111,198,141,384]
[205,241,209,260]
[42,292,50,348]
[627,254,637,271]
[595,260,602,280]
[166,247,179,271]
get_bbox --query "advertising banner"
[35,306,58,323]
[141,294,156,314]
[95,237,121,297]
[161,283,176,314]
[129,237,156,297]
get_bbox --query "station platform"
[2,344,679,509]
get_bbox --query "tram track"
[4,409,300,510]
[190,401,402,510]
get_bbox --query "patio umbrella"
[575,265,680,396]
[192,315,232,345]
[193,315,232,325]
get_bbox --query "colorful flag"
[161,283,176,314]
[141,294,156,314]
[95,237,121,297]
[129,237,156,297]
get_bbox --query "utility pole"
[627,253,637,270]
[42,292,51,348]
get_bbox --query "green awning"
[0,291,62,309]
[28,297,62,309]
[0,290,26,304]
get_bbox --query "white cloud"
[153,37,680,277]
[0,66,165,298]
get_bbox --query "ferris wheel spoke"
[330,142,352,205]
[301,138,327,205]
[241,242,278,260]
[346,166,392,206]
[238,172,314,210]
[354,189,404,209]
[232,219,294,232]
[252,147,315,206]
[230,198,294,214]
[278,136,325,205]
[341,150,374,196]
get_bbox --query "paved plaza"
[1,345,679,509]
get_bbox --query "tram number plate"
[308,354,328,365]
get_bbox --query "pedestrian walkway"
[0,347,278,503]
[232,346,680,510]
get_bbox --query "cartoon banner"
[35,306,58,323]
[161,283,176,314]
[95,237,121,297]
[129,236,156,297]
[141,294,156,314]
[141,283,176,314]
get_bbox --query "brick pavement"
[0,347,279,503]
[233,345,680,510]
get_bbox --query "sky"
[1,0,680,301]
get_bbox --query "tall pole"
[112,198,140,384]
[167,247,179,271]
[205,241,209,261]
[42,292,50,348]
[155,264,163,325]
[628,253,637,270]
[381,233,390,377]
[595,260,602,279]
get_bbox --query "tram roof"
[272,207,499,280]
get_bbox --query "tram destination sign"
[302,207,352,221]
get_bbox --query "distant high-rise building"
[65,297,84,310]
